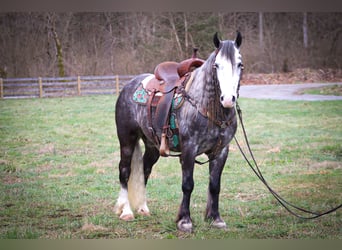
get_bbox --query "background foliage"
[1,12,341,78]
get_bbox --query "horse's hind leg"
[114,107,144,220]
[115,140,137,221]
[142,140,160,185]
[116,137,159,220]
[135,140,160,216]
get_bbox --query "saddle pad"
[142,74,155,89]
[173,94,184,109]
[133,86,149,104]
[132,75,185,108]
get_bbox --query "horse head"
[213,32,243,108]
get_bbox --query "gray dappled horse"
[114,32,243,232]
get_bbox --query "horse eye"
[213,63,219,69]
[238,63,244,70]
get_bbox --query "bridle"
[206,45,244,128]
[237,63,244,98]
[182,44,244,130]
[212,60,244,99]
[178,47,244,164]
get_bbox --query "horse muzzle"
[220,95,236,108]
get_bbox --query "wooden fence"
[0,75,135,99]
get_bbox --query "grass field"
[301,84,342,96]
[0,95,341,239]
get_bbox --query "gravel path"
[239,83,342,101]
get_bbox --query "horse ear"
[213,32,221,49]
[235,31,242,48]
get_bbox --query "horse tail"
[127,141,146,210]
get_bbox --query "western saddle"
[143,48,204,156]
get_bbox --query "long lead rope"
[234,102,342,219]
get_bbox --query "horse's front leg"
[205,146,229,229]
[176,149,196,232]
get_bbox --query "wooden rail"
[0,75,135,99]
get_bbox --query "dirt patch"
[305,161,341,172]
[235,192,267,202]
[267,146,281,153]
[81,223,108,232]
[39,143,56,155]
[48,171,75,178]
[1,173,22,185]
[89,159,115,170]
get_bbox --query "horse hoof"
[119,213,135,221]
[114,204,124,216]
[137,208,150,216]
[177,220,193,233]
[211,219,227,229]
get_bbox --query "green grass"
[0,96,341,239]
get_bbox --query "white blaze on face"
[215,44,242,108]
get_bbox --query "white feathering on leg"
[115,186,134,220]
[127,141,149,214]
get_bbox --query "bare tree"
[169,13,183,58]
[184,13,189,51]
[259,12,264,50]
[303,12,308,49]
[46,13,65,77]
[1,12,341,77]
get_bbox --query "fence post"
[77,76,81,96]
[0,78,3,99]
[38,77,43,98]
[115,75,119,95]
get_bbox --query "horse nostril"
[232,96,236,102]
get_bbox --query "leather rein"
[234,103,342,219]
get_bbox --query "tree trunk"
[104,13,115,74]
[259,12,264,50]
[184,13,189,51]
[303,12,308,49]
[47,13,65,77]
[52,29,65,77]
[169,13,183,58]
